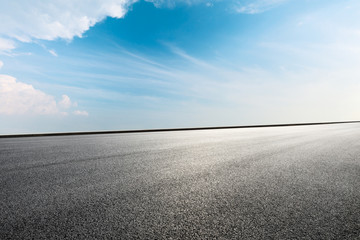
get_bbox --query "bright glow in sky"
[1,0,360,134]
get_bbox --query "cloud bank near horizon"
[0,75,88,116]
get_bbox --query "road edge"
[1,121,360,138]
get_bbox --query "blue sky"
[1,0,360,133]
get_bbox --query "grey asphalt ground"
[0,124,359,239]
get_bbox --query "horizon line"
[1,120,360,138]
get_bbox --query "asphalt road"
[0,124,359,239]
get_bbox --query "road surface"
[0,123,359,239]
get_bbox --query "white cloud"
[48,49,58,57]
[0,75,87,115]
[58,95,72,109]
[0,60,3,69]
[0,38,15,52]
[73,110,89,116]
[0,74,58,115]
[0,0,137,44]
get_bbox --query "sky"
[1,0,360,134]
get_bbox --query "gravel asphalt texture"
[0,123,359,239]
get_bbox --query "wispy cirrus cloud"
[48,49,58,57]
[145,0,214,8]
[49,39,360,125]
[234,0,288,14]
[146,0,288,12]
